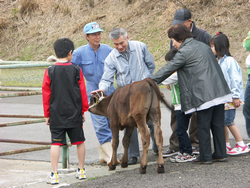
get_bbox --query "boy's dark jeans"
[176,110,193,155]
[243,74,250,138]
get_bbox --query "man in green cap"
[243,31,250,145]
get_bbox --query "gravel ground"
[67,143,250,188]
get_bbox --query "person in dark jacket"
[152,24,231,163]
[42,38,89,184]
[163,8,212,157]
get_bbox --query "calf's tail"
[144,78,172,110]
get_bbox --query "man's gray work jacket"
[99,40,155,91]
[152,38,231,112]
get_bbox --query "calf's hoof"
[157,164,165,173]
[121,162,128,168]
[139,165,147,174]
[108,162,116,171]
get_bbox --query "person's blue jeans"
[90,113,112,145]
[243,74,250,138]
[224,109,235,126]
[176,110,193,155]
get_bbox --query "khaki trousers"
[169,108,199,151]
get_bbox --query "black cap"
[171,9,191,25]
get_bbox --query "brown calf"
[88,78,171,174]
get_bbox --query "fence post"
[62,134,70,168]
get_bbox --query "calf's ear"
[89,95,98,105]
[94,95,99,104]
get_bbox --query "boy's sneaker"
[226,146,233,153]
[192,147,200,155]
[169,152,182,163]
[163,149,179,158]
[176,153,196,163]
[227,144,249,155]
[76,168,86,180]
[46,172,59,184]
[247,142,250,149]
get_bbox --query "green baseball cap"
[243,31,250,52]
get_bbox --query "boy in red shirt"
[42,38,89,184]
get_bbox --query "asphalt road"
[69,153,250,188]
[0,88,249,187]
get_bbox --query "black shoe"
[212,158,228,162]
[128,157,137,165]
[192,158,212,164]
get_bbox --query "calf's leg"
[121,126,134,168]
[108,124,119,171]
[136,117,150,174]
[150,110,165,173]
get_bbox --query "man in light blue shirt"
[71,22,116,164]
[91,28,157,165]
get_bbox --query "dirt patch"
[0,0,249,74]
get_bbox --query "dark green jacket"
[152,38,231,112]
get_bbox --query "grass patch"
[0,66,119,88]
[1,65,247,89]
[0,67,46,87]
[87,177,97,180]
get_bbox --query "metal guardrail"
[0,91,42,98]
[0,61,54,69]
[0,87,42,98]
[0,118,46,127]
[0,61,70,168]
[0,113,49,154]
[0,92,70,168]
[0,138,51,145]
[0,146,51,156]
[0,61,49,64]
[0,87,42,91]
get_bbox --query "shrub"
[18,0,39,16]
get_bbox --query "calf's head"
[88,92,107,116]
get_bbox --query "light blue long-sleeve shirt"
[99,40,155,92]
[219,55,244,101]
[71,43,116,99]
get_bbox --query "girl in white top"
[210,32,248,155]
